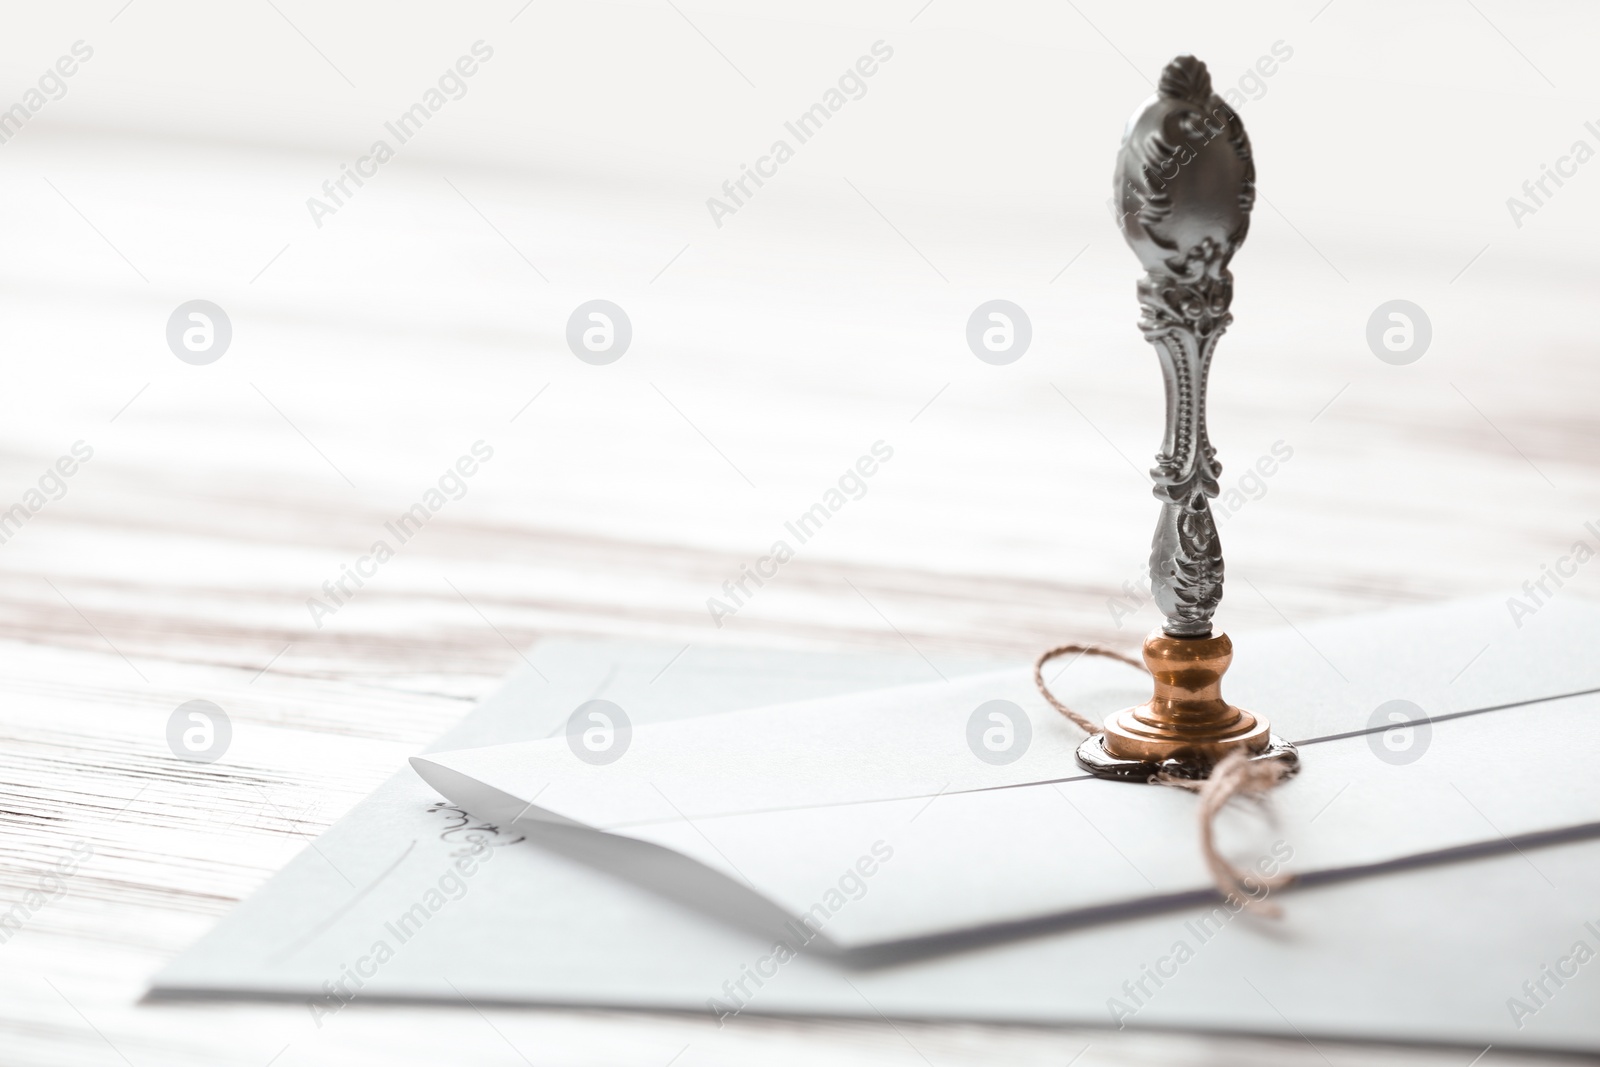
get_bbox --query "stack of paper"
[153,598,1600,1055]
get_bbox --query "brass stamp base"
[1074,629,1299,782]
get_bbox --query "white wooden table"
[4,1,1598,1062]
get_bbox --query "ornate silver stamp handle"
[1112,55,1254,639]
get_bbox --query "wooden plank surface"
[4,1,1600,1063]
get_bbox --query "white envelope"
[150,607,1600,1054]
[412,596,1600,951]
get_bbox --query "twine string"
[1030,643,1143,735]
[1034,642,1296,915]
[1157,752,1295,915]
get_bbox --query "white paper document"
[412,599,1600,951]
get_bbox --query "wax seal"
[1077,55,1297,782]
